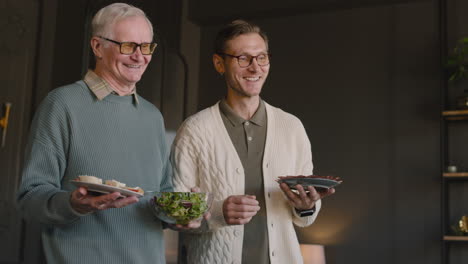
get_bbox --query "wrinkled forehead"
[107,16,153,40]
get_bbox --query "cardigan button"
[236,168,241,174]
[234,230,241,237]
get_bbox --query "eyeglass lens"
[237,54,269,67]
[120,42,157,55]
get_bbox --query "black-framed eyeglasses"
[98,36,157,55]
[218,53,271,68]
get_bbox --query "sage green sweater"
[17,81,172,264]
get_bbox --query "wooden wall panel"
[0,0,40,263]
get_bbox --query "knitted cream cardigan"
[171,102,322,264]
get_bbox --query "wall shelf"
[443,172,468,178]
[444,236,468,242]
[441,107,468,262]
[442,110,468,120]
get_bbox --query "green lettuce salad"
[154,192,208,225]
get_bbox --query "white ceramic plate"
[70,180,144,197]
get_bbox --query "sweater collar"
[83,70,139,104]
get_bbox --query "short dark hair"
[214,19,268,54]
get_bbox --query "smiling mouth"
[125,64,141,69]
[244,76,260,81]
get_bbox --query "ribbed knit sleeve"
[160,132,174,193]
[17,89,81,225]
[171,117,200,192]
[171,111,230,231]
[276,112,321,227]
[160,165,173,192]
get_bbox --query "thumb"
[75,187,88,199]
[190,186,200,192]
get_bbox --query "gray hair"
[91,3,153,39]
[214,19,268,54]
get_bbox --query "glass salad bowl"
[149,192,213,225]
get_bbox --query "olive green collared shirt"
[83,70,139,104]
[219,99,270,264]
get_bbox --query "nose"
[130,46,145,61]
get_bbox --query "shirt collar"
[83,70,139,104]
[250,100,267,126]
[219,99,266,127]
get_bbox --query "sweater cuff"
[207,198,227,230]
[51,191,88,222]
[292,199,321,227]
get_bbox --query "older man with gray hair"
[17,3,177,263]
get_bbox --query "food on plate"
[74,175,144,195]
[76,175,103,184]
[124,186,144,195]
[105,179,126,188]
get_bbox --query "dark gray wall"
[191,0,441,263]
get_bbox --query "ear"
[213,54,225,75]
[90,37,103,59]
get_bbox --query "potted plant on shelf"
[447,37,468,109]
